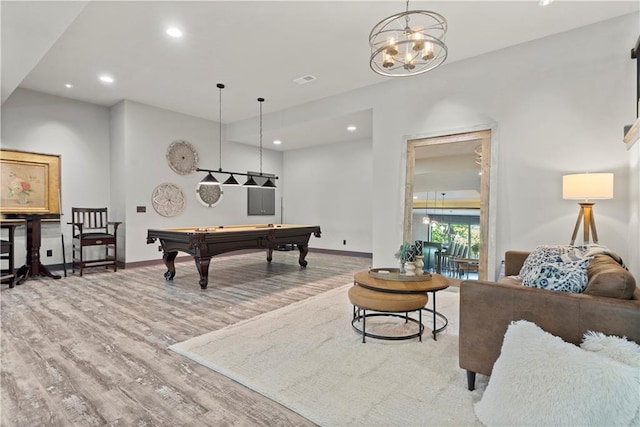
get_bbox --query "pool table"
[146,224,321,289]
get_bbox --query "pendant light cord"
[404,0,410,27]
[258,97,264,175]
[217,83,224,171]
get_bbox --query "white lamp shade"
[562,173,614,200]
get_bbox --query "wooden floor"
[1,250,371,426]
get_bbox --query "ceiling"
[3,1,638,151]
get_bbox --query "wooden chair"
[440,242,457,275]
[1,221,21,288]
[449,244,464,277]
[69,208,121,276]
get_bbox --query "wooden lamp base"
[570,202,598,245]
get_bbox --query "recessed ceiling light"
[293,75,317,85]
[273,139,282,145]
[166,27,183,38]
[64,83,73,88]
[99,74,114,84]
[347,125,357,131]
[538,0,553,6]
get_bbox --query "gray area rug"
[169,284,487,426]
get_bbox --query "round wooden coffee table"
[348,285,428,342]
[352,270,450,340]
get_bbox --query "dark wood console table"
[4,214,61,284]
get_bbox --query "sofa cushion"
[515,245,637,297]
[584,255,637,299]
[504,250,530,276]
[522,258,590,293]
[498,276,522,286]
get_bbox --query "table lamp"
[562,173,614,245]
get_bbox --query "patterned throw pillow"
[517,244,602,279]
[518,245,567,279]
[522,258,590,293]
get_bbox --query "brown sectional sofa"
[459,250,640,391]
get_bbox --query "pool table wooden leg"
[194,256,211,289]
[266,247,273,263]
[297,244,309,267]
[162,251,178,280]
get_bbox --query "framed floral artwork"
[0,149,61,214]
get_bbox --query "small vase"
[399,261,406,274]
[414,240,423,257]
[414,255,424,274]
[404,262,416,276]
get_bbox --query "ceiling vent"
[293,75,317,85]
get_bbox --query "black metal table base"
[422,290,448,340]
[422,308,448,340]
[351,308,424,343]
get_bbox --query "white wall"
[1,88,111,266]
[283,137,372,253]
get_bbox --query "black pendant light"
[200,172,219,186]
[197,90,278,188]
[243,175,258,186]
[223,174,240,185]
[262,177,276,188]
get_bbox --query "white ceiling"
[2,1,639,151]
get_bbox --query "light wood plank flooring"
[1,250,371,426]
